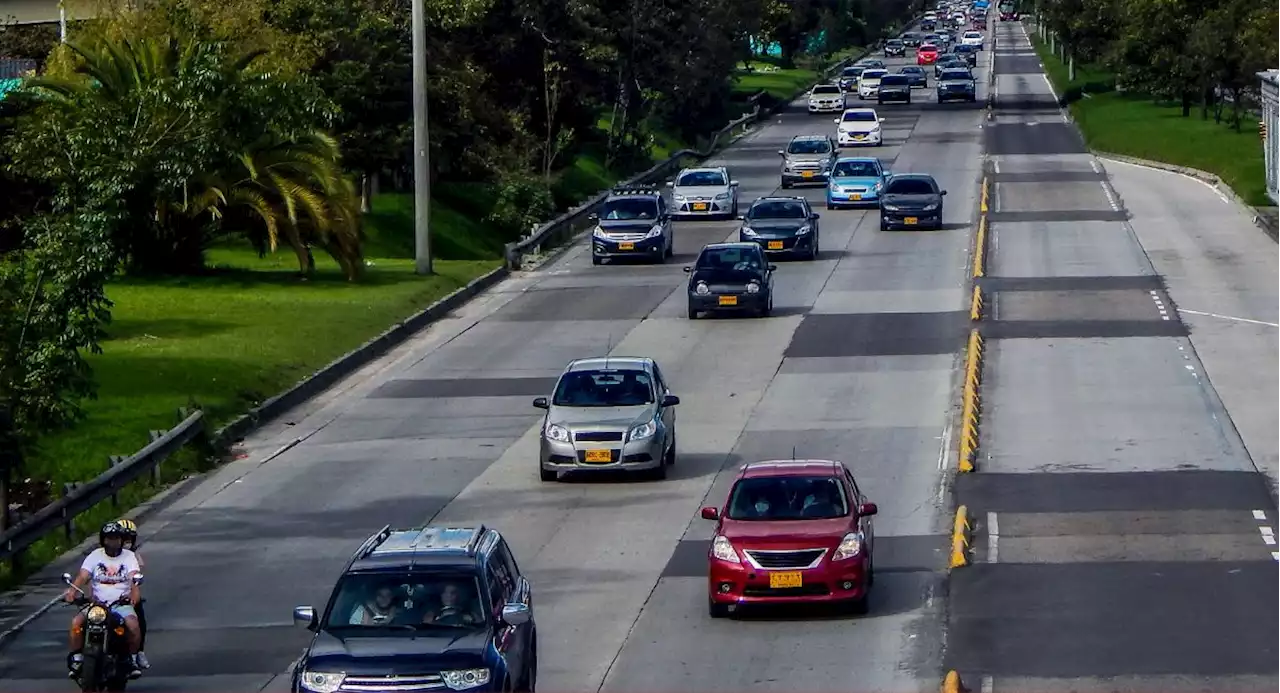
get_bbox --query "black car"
[685,243,776,319]
[877,74,913,104]
[952,43,979,66]
[292,525,537,693]
[937,68,977,102]
[879,174,947,230]
[588,184,673,265]
[883,39,905,57]
[934,54,965,76]
[901,32,922,47]
[898,66,928,88]
[738,196,821,260]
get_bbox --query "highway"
[945,19,1278,693]
[0,26,987,693]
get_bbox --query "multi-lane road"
[0,16,1275,693]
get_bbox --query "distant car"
[779,134,837,188]
[961,30,985,49]
[837,66,863,91]
[879,174,947,231]
[901,32,922,47]
[685,243,776,319]
[667,166,740,219]
[898,65,928,88]
[534,357,679,481]
[854,58,886,70]
[934,53,965,76]
[589,185,673,265]
[807,83,846,113]
[834,108,884,147]
[883,39,905,57]
[701,459,879,618]
[923,33,941,46]
[917,43,940,65]
[876,74,912,104]
[952,43,979,66]
[827,157,891,210]
[921,19,936,30]
[1000,10,1019,20]
[857,68,888,99]
[937,68,977,102]
[738,196,821,260]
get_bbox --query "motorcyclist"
[64,521,144,680]
[116,518,149,670]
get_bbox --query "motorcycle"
[63,572,144,692]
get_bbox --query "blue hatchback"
[826,157,891,209]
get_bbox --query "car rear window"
[885,178,937,195]
[727,476,849,521]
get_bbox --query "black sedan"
[901,32,922,47]
[951,44,979,66]
[934,54,965,76]
[884,39,905,57]
[685,243,775,319]
[879,174,947,231]
[937,68,977,102]
[898,66,928,88]
[738,197,821,260]
[877,74,913,104]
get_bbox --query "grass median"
[1031,35,1268,205]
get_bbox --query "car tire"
[665,239,674,259]
[759,292,773,318]
[516,642,537,692]
[647,462,667,481]
[880,219,890,231]
[781,180,791,189]
[539,468,557,482]
[848,584,870,615]
[687,304,698,320]
[664,436,676,466]
[708,598,730,619]
[827,201,839,210]
[592,255,602,266]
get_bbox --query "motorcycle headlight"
[441,669,491,691]
[740,226,757,237]
[645,224,663,238]
[86,605,108,625]
[923,203,939,211]
[694,281,710,295]
[745,281,761,294]
[300,671,346,693]
[544,423,570,443]
[592,226,606,239]
[628,419,657,441]
[711,536,741,563]
[832,531,865,561]
[795,224,811,235]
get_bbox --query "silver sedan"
[534,357,679,481]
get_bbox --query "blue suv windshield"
[324,573,488,630]
[601,198,658,220]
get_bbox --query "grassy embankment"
[1031,34,1268,205]
[1,51,850,586]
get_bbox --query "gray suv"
[779,135,837,188]
[534,357,680,482]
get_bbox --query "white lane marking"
[1101,183,1120,211]
[987,511,999,563]
[1177,309,1279,327]
[1260,528,1276,546]
[981,675,994,693]
[1273,552,1279,561]
[992,159,1000,173]
[1101,156,1232,204]
[1148,290,1170,321]
[1253,509,1268,521]
[1090,159,1101,174]
[936,422,954,472]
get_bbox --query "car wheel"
[880,219,890,231]
[687,304,698,320]
[647,462,668,481]
[848,587,870,615]
[518,642,537,692]
[592,255,602,266]
[664,436,676,465]
[539,468,557,482]
[708,598,730,619]
[760,292,773,318]
[665,239,674,258]
[781,180,791,189]
[827,201,839,210]
[810,237,819,260]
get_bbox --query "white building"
[1260,70,1279,205]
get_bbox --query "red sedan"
[701,459,878,617]
[917,44,939,65]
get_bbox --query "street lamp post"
[410,0,432,275]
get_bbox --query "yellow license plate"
[854,135,865,140]
[802,171,814,178]
[769,571,803,588]
[618,242,634,250]
[904,217,918,225]
[692,202,708,211]
[718,295,738,306]
[851,194,862,201]
[767,241,784,250]
[584,449,611,463]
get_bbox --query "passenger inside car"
[422,581,482,626]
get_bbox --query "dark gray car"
[534,357,679,481]
[937,68,977,102]
[879,174,947,230]
[738,196,821,260]
[898,66,928,88]
[877,74,912,104]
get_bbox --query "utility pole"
[410,0,432,275]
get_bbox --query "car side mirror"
[859,502,878,516]
[682,266,692,273]
[777,150,786,157]
[940,190,948,195]
[700,506,720,520]
[768,264,777,271]
[665,181,674,187]
[532,397,549,409]
[880,117,886,121]
[661,394,681,407]
[293,605,318,631]
[834,118,841,124]
[63,572,74,585]
[587,213,599,223]
[502,603,532,626]
[811,213,820,220]
[736,214,745,220]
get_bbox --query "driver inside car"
[422,582,478,626]
[64,521,144,679]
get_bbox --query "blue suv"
[291,525,537,693]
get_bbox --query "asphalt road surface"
[945,19,1278,693]
[0,26,991,693]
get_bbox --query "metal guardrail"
[0,409,204,571]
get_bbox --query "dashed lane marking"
[1148,290,1171,321]
[986,511,1000,563]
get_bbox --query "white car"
[857,69,888,99]
[667,166,739,218]
[808,84,846,113]
[834,108,885,147]
[961,30,984,49]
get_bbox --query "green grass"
[1031,35,1269,206]
[733,61,823,101]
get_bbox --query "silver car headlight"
[923,203,939,211]
[544,423,570,443]
[832,531,865,560]
[819,158,832,168]
[795,224,812,235]
[645,224,662,238]
[628,419,657,441]
[883,204,900,212]
[592,226,606,239]
[441,669,491,691]
[300,671,345,693]
[694,281,710,295]
[745,281,761,294]
[740,226,757,237]
[673,193,687,203]
[714,192,730,200]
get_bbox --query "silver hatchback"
[534,357,679,481]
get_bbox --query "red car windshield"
[726,476,849,521]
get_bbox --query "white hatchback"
[857,69,888,99]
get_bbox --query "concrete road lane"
[0,31,992,693]
[946,18,1279,693]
